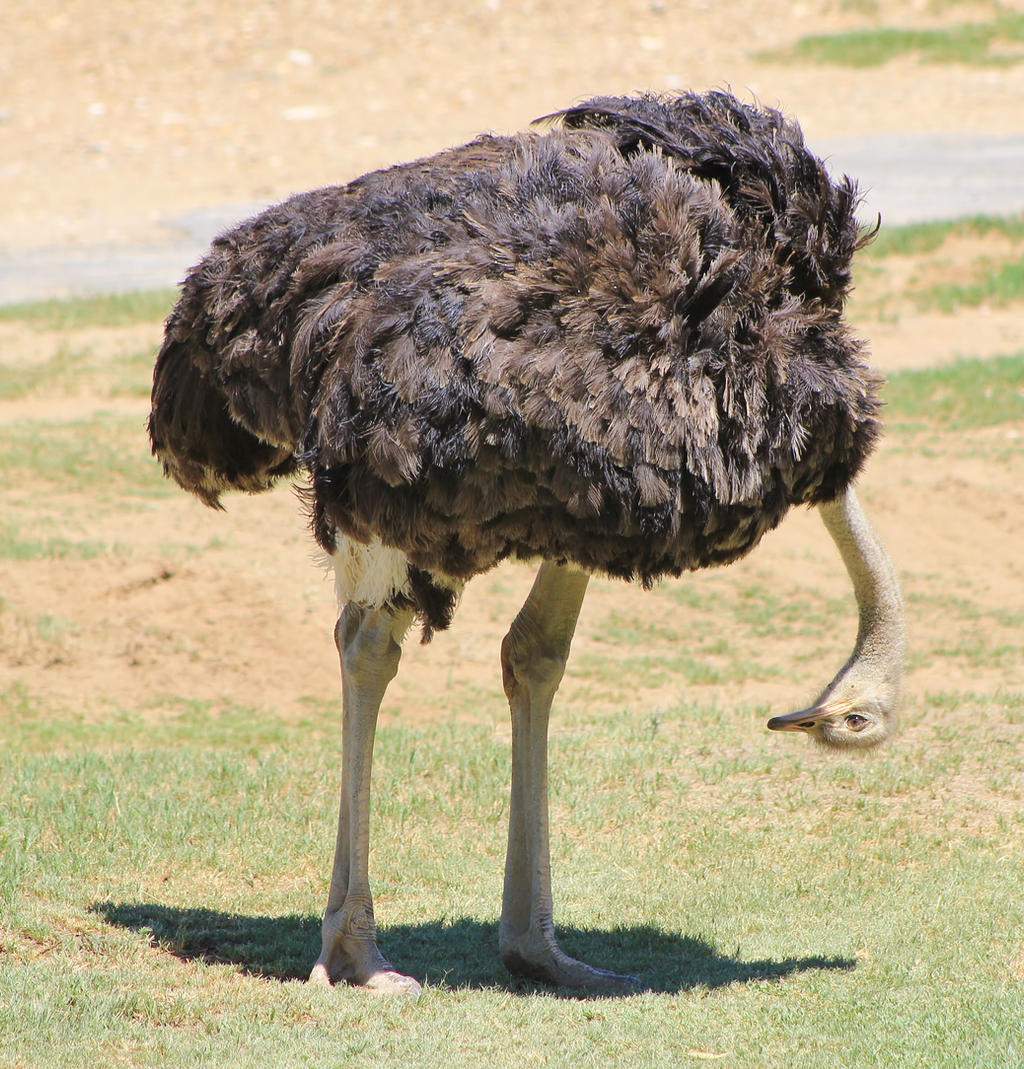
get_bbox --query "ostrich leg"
[309,601,419,995]
[499,561,640,992]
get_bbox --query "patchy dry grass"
[884,352,1024,429]
[0,291,177,332]
[2,228,1024,1066]
[851,214,1024,325]
[760,11,1024,67]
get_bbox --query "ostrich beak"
[766,706,831,733]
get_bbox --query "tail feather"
[149,329,298,507]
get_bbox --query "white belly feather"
[329,534,463,615]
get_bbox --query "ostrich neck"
[818,487,905,689]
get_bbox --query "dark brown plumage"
[150,90,881,636]
[149,90,904,996]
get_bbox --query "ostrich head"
[766,654,902,750]
[766,488,905,751]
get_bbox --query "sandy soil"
[4,0,1024,250]
[1,1,1022,736]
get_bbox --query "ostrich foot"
[500,933,642,994]
[309,958,421,997]
[309,914,421,997]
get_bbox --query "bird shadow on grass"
[93,901,855,998]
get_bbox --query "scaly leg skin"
[499,561,642,994]
[308,602,421,996]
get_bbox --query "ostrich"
[149,91,905,996]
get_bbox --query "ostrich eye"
[845,713,869,731]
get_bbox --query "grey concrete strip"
[0,204,266,307]
[818,132,1024,227]
[1,133,1022,306]
[0,241,209,306]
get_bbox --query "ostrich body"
[150,92,905,995]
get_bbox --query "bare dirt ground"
[1,1,1022,737]
[5,0,1024,250]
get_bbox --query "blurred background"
[2,0,1023,302]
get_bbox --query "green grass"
[0,415,170,497]
[851,215,1024,322]
[759,13,1024,67]
[0,344,154,401]
[2,694,1023,1067]
[0,687,338,755]
[0,520,118,561]
[0,290,177,331]
[863,214,1024,260]
[915,256,1024,312]
[571,580,862,697]
[838,1,1008,12]
[0,346,86,401]
[884,352,1024,429]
